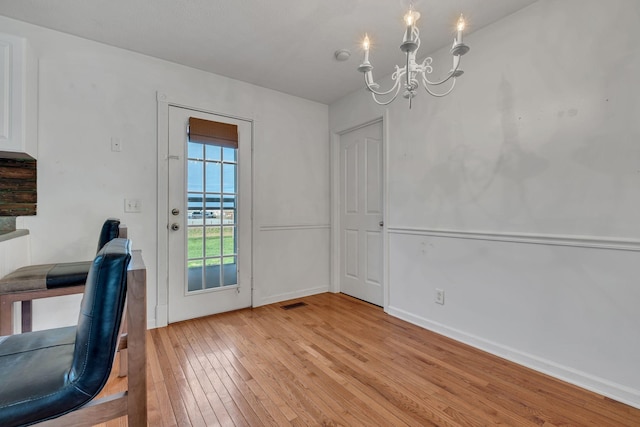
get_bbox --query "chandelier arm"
[371,82,403,105]
[421,77,457,97]
[421,55,462,86]
[363,68,405,97]
[422,72,454,86]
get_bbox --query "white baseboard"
[386,305,640,409]
[254,285,329,307]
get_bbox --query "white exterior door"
[167,106,252,323]
[339,121,383,306]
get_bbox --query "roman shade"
[188,117,238,148]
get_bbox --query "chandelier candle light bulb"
[404,8,420,27]
[359,34,378,89]
[357,6,470,108]
[401,8,420,52]
[457,14,466,44]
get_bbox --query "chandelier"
[358,5,470,108]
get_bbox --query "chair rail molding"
[259,223,330,232]
[388,226,640,252]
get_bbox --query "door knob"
[171,223,180,231]
[171,208,180,216]
[379,221,384,227]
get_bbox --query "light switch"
[111,137,122,152]
[124,198,141,213]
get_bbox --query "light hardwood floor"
[96,293,640,426]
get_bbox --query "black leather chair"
[0,218,122,335]
[0,238,146,427]
[39,217,122,289]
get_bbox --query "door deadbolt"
[171,208,180,216]
[170,223,180,231]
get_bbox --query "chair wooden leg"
[21,300,32,333]
[126,252,147,426]
[0,295,13,336]
[118,317,128,377]
[118,348,128,378]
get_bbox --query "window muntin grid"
[186,143,238,291]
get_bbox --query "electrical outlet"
[435,289,445,305]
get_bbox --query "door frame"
[330,111,390,310]
[156,92,254,328]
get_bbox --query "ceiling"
[0,0,538,105]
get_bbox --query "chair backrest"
[67,238,131,397]
[96,218,121,253]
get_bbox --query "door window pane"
[222,163,236,193]
[205,162,222,193]
[222,226,236,255]
[205,259,221,289]
[222,195,236,225]
[206,226,222,257]
[205,195,221,224]
[187,193,204,225]
[222,257,237,286]
[188,193,204,211]
[188,227,204,259]
[188,142,203,160]
[206,145,221,161]
[187,259,203,292]
[188,160,203,192]
[222,147,236,162]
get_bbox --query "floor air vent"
[281,302,307,310]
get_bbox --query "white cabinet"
[0,33,37,158]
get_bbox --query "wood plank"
[0,191,37,203]
[146,331,178,427]
[180,320,245,426]
[166,323,221,426]
[0,156,36,216]
[0,203,36,216]
[174,320,249,427]
[153,327,202,427]
[194,317,269,426]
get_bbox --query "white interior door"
[339,121,383,306]
[168,106,252,323]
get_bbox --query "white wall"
[0,15,330,329]
[330,0,640,408]
[0,232,30,332]
[0,234,30,279]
